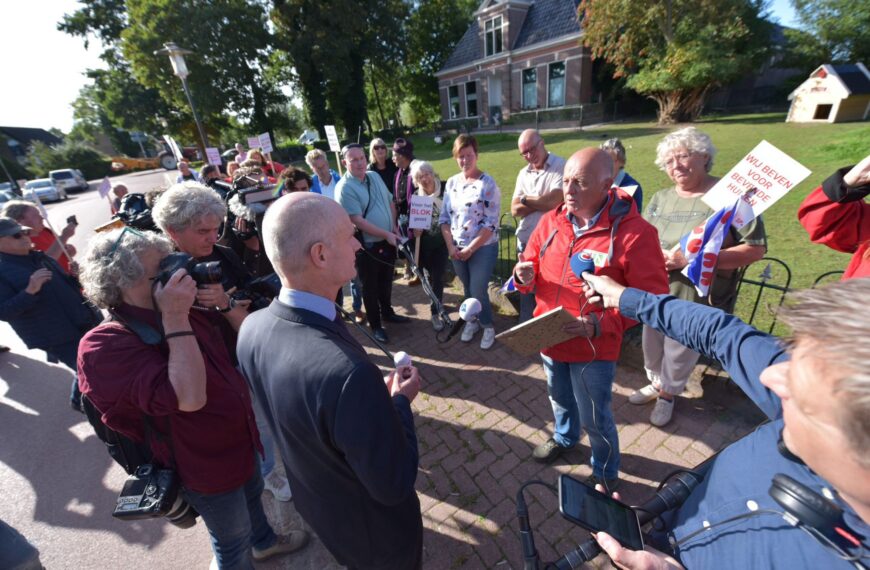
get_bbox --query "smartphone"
[67,215,79,226]
[558,474,644,550]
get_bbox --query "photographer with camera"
[152,182,292,502]
[77,228,308,568]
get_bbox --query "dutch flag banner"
[679,200,740,297]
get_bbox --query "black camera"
[231,272,281,312]
[157,253,223,287]
[113,464,198,529]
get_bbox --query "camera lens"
[190,261,223,285]
[164,495,199,529]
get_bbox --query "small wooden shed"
[786,63,870,123]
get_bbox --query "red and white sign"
[702,140,811,229]
[206,147,222,166]
[408,195,434,230]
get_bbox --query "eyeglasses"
[663,153,695,169]
[374,145,387,151]
[108,226,146,257]
[7,231,29,240]
[519,139,542,157]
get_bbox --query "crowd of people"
[0,129,868,570]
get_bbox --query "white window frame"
[448,85,460,119]
[521,68,537,109]
[484,15,504,57]
[465,81,478,117]
[547,61,566,108]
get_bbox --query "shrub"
[26,140,112,180]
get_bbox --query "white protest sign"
[702,140,811,229]
[98,176,112,199]
[206,147,222,166]
[247,136,260,150]
[324,125,341,152]
[258,132,273,153]
[408,195,434,230]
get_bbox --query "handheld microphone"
[570,252,596,281]
[444,298,482,342]
[393,351,413,379]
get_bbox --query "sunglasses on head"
[9,231,29,240]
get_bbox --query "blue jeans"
[517,242,536,323]
[350,275,363,312]
[452,242,498,326]
[182,460,277,569]
[541,356,620,479]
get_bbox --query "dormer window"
[485,16,503,57]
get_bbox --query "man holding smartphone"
[580,273,870,570]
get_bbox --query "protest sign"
[408,195,434,230]
[98,176,112,199]
[258,132,273,153]
[702,140,811,229]
[324,125,341,152]
[206,148,222,166]
[247,136,260,151]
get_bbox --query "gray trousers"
[641,325,701,395]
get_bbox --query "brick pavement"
[262,277,766,569]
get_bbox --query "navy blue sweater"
[0,251,100,349]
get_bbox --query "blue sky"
[0,0,802,134]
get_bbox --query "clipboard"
[495,306,579,356]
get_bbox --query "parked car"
[0,181,21,195]
[0,189,17,204]
[23,179,67,203]
[49,169,89,192]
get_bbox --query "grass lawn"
[317,112,866,328]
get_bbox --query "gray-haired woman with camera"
[77,227,309,567]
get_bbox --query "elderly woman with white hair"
[630,127,767,427]
[410,160,449,331]
[76,228,308,564]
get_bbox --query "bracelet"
[164,330,195,340]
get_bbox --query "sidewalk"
[0,277,765,569]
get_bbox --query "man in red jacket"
[514,148,669,490]
[797,153,870,280]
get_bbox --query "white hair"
[654,127,717,173]
[305,149,327,169]
[79,229,173,308]
[151,181,226,233]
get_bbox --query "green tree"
[26,140,112,180]
[579,0,772,124]
[790,0,870,64]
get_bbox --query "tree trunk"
[653,86,712,124]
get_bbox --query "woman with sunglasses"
[367,138,397,192]
[439,134,501,350]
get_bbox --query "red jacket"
[797,185,870,280]
[517,189,669,362]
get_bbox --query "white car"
[24,178,67,202]
[49,169,89,193]
[297,129,319,145]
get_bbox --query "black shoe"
[372,328,389,343]
[532,438,570,463]
[382,312,410,324]
[586,474,620,493]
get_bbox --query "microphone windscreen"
[393,351,412,368]
[459,298,482,321]
[570,252,596,279]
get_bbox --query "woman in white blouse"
[439,135,501,350]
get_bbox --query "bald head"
[262,192,347,280]
[518,129,547,169]
[562,148,614,217]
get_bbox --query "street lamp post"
[155,42,210,154]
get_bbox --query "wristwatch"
[218,297,236,313]
[520,196,528,206]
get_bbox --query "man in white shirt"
[510,130,566,322]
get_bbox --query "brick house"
[435,0,591,127]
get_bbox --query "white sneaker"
[650,398,675,427]
[431,315,445,332]
[263,471,293,502]
[460,321,480,342]
[629,383,660,405]
[480,327,496,350]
